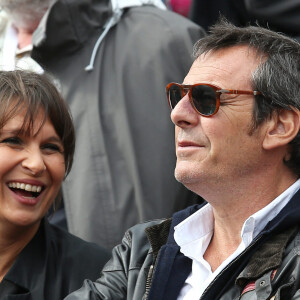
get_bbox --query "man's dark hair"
[0,69,75,175]
[193,18,300,176]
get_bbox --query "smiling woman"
[0,70,110,299]
[0,111,66,226]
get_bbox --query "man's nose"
[21,149,46,176]
[170,93,199,127]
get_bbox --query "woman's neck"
[0,221,40,281]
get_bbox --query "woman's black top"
[0,219,110,299]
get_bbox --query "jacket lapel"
[147,205,201,300]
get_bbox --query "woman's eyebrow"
[0,128,22,135]
[45,136,62,142]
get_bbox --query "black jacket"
[66,187,300,299]
[190,0,300,42]
[245,0,300,41]
[1,219,110,300]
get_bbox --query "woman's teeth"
[8,182,42,193]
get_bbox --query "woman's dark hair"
[0,70,75,175]
[193,18,300,176]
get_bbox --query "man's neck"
[203,229,240,273]
[202,168,298,272]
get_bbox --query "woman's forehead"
[0,105,48,134]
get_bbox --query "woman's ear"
[263,108,300,150]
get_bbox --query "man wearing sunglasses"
[66,19,300,300]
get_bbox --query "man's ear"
[263,108,300,150]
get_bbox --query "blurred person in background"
[189,0,300,42]
[244,0,300,41]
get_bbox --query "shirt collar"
[174,179,300,257]
[243,178,300,241]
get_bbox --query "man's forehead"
[183,45,260,87]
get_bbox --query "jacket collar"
[111,0,165,10]
[146,204,203,300]
[236,225,298,287]
[147,187,300,300]
[150,186,300,250]
[145,204,204,254]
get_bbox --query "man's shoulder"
[125,6,198,26]
[120,6,205,38]
[127,204,203,234]
[125,218,168,242]
[124,204,204,246]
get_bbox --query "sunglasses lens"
[168,84,182,109]
[191,85,217,116]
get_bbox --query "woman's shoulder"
[43,220,110,267]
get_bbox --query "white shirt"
[174,179,300,299]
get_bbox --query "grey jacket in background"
[29,0,205,249]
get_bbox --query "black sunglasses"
[166,82,261,117]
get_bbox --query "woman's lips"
[7,180,45,206]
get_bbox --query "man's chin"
[174,165,199,185]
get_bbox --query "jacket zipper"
[143,249,162,300]
[143,265,154,300]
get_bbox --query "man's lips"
[177,141,203,147]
